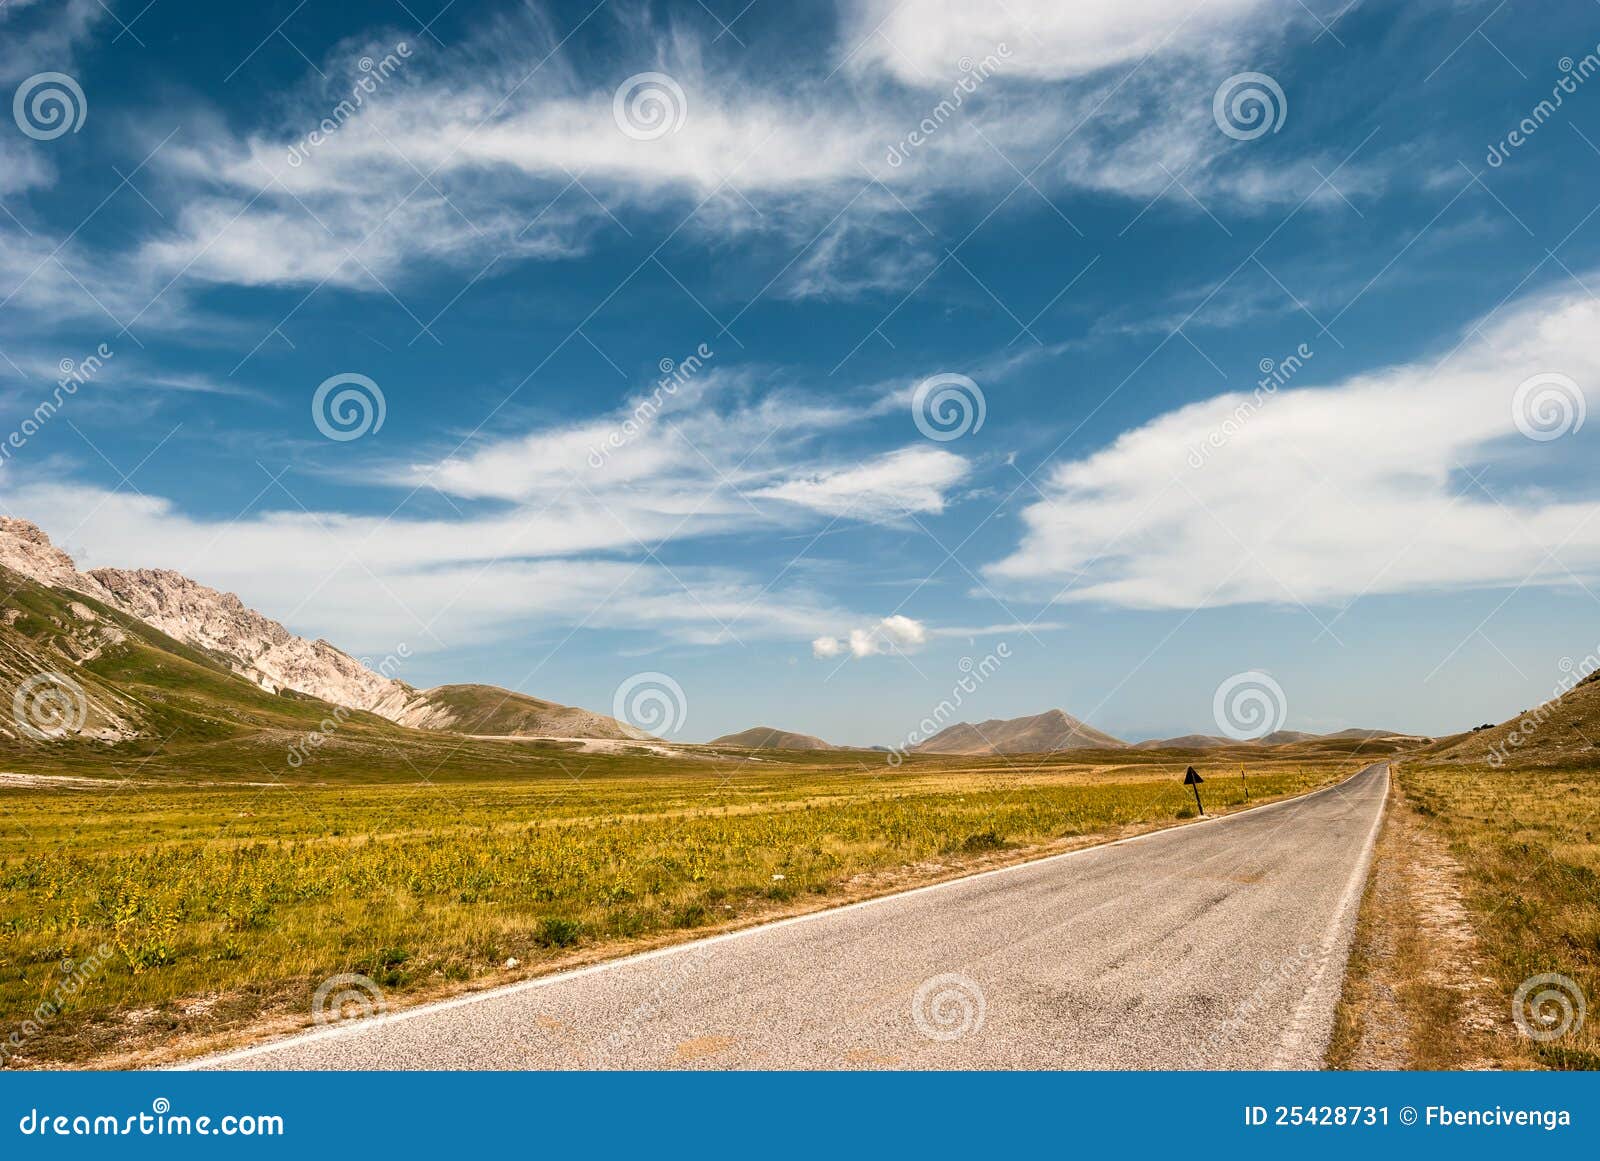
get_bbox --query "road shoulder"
[1327,770,1518,1069]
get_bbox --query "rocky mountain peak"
[0,518,116,603]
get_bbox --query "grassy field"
[1,747,1353,1068]
[1399,758,1600,1068]
[1331,752,1600,1070]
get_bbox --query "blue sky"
[3,0,1600,745]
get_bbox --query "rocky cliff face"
[0,518,640,741]
[0,517,119,604]
[87,566,411,716]
[1,517,411,716]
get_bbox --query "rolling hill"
[708,726,836,750]
[911,709,1125,755]
[1425,666,1600,768]
[1131,734,1237,750]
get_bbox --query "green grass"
[0,751,1351,1067]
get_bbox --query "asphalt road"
[193,761,1389,1070]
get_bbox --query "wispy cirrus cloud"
[988,281,1600,609]
[0,363,980,653]
[84,0,1386,307]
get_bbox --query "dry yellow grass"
[2,752,1350,1068]
[1333,758,1600,1069]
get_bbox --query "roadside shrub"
[535,917,582,947]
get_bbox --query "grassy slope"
[402,682,639,739]
[1333,671,1600,1069]
[707,726,835,750]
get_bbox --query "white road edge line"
[1268,763,1390,1069]
[177,761,1389,1070]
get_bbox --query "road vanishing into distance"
[194,762,1390,1070]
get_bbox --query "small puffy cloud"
[817,615,930,659]
[878,614,928,648]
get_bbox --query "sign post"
[1184,766,1205,816]
[1240,763,1248,801]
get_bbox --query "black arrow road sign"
[1184,766,1205,816]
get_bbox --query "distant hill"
[1426,668,1600,768]
[396,683,643,740]
[1133,727,1413,750]
[709,726,835,750]
[1260,729,1321,744]
[1131,734,1236,750]
[911,709,1124,755]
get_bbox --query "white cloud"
[754,446,970,519]
[811,635,844,658]
[405,369,966,537]
[0,479,861,655]
[113,1,1373,300]
[840,0,1272,84]
[0,1,103,195]
[0,367,967,655]
[814,613,929,659]
[987,281,1600,609]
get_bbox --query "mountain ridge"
[0,518,638,742]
